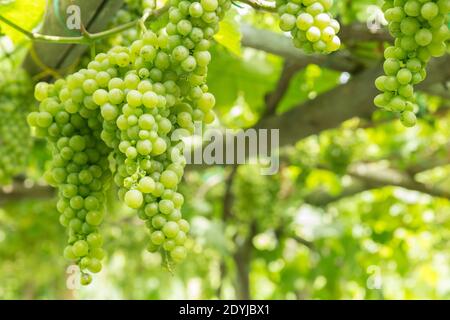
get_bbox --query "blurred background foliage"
[0,0,449,299]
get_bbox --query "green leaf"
[208,45,282,126]
[214,10,242,56]
[277,65,341,113]
[0,0,46,43]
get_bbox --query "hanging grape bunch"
[28,0,231,285]
[0,69,34,185]
[374,0,449,127]
[276,0,341,54]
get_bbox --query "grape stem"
[237,0,277,12]
[0,4,170,45]
[139,9,153,33]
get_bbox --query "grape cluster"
[277,0,341,54]
[0,69,33,185]
[28,0,230,284]
[374,0,449,127]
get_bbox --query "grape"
[163,221,180,238]
[280,13,297,31]
[401,110,417,127]
[276,0,341,54]
[80,273,92,285]
[29,0,232,283]
[171,246,187,262]
[124,189,144,208]
[374,0,449,127]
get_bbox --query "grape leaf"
[214,10,242,57]
[0,0,46,43]
[208,45,282,125]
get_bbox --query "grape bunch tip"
[277,0,341,54]
[374,0,449,127]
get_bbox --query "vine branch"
[0,4,170,45]
[236,0,277,12]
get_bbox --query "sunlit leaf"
[0,0,46,43]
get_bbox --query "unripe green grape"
[151,138,167,155]
[90,248,105,260]
[80,273,92,286]
[86,210,103,226]
[189,2,204,17]
[397,68,412,84]
[296,12,314,30]
[384,58,401,75]
[163,221,180,238]
[163,240,177,251]
[136,139,152,155]
[171,246,187,262]
[406,58,422,72]
[400,110,417,127]
[178,219,190,233]
[375,76,387,91]
[82,79,98,95]
[160,170,179,189]
[127,90,142,107]
[101,103,119,121]
[415,28,433,46]
[124,189,144,209]
[385,7,404,22]
[421,2,439,20]
[159,199,175,215]
[63,246,76,260]
[151,230,165,245]
[280,13,297,31]
[142,91,159,109]
[139,176,156,194]
[72,240,89,257]
[181,56,197,72]
[398,84,414,98]
[314,13,331,28]
[306,26,321,42]
[87,233,103,247]
[404,1,419,16]
[374,94,388,108]
[145,203,159,218]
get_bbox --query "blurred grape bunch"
[0,199,68,299]
[0,64,34,185]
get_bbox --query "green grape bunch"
[0,69,34,185]
[276,0,341,54]
[374,0,449,127]
[28,0,231,285]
